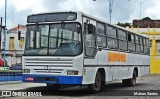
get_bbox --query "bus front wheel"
[88,71,102,93]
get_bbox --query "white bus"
[22,11,150,92]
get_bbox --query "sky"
[0,0,160,29]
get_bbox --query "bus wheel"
[88,71,102,93]
[122,70,136,86]
[46,84,61,90]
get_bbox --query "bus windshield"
[24,23,82,56]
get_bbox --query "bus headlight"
[23,69,30,73]
[67,70,79,75]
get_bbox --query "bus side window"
[84,24,97,57]
[96,22,106,47]
[107,25,118,49]
[140,37,144,53]
[128,33,136,52]
[135,35,140,53]
[118,29,127,51]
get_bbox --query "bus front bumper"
[22,74,82,85]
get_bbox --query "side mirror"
[87,24,96,35]
[18,31,21,40]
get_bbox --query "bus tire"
[122,70,137,87]
[88,71,102,93]
[46,84,61,90]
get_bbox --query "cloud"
[0,0,159,29]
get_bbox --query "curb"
[0,81,22,85]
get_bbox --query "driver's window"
[84,24,96,57]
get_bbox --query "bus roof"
[28,11,148,38]
[81,11,148,38]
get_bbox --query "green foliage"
[142,17,152,21]
[117,22,132,28]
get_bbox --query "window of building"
[19,37,25,48]
[9,37,14,50]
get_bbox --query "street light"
[140,2,143,19]
[93,0,131,23]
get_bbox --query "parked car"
[9,64,22,70]
[0,58,9,67]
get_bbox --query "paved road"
[0,74,160,99]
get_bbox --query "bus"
[22,11,150,92]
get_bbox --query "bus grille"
[24,58,73,74]
[25,58,73,67]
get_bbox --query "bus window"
[118,29,127,51]
[107,26,117,38]
[140,37,144,53]
[118,29,127,41]
[107,38,118,49]
[84,24,96,56]
[135,35,139,44]
[96,23,105,35]
[128,33,135,43]
[143,38,146,46]
[96,22,106,47]
[97,36,106,47]
[128,33,136,52]
[135,35,140,53]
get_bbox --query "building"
[0,25,26,66]
[130,18,160,74]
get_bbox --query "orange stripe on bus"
[108,52,126,62]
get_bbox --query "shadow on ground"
[18,82,149,96]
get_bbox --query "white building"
[0,25,26,66]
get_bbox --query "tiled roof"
[133,19,160,28]
[10,25,26,31]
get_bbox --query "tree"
[142,17,152,21]
[117,22,131,28]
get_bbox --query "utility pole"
[3,0,7,70]
[108,0,114,23]
[0,17,2,51]
[93,0,131,23]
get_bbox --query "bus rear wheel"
[46,84,61,90]
[88,71,102,93]
[122,70,137,86]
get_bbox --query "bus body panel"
[82,50,150,84]
[22,54,84,85]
